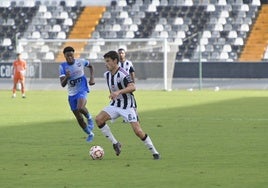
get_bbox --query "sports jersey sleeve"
[129,66,135,73]
[103,71,109,78]
[129,61,135,73]
[83,59,90,67]
[123,74,133,86]
[59,63,66,77]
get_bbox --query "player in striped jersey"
[59,46,95,143]
[95,51,160,160]
[118,48,135,83]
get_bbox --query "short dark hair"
[103,51,119,63]
[118,48,125,52]
[63,46,75,54]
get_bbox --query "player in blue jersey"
[59,46,95,142]
[95,50,160,160]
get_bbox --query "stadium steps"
[239,5,268,62]
[55,6,105,62]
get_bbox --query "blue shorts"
[68,91,88,111]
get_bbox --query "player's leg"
[72,109,87,130]
[124,108,160,159]
[76,94,94,130]
[130,121,160,159]
[12,76,18,98]
[20,77,26,98]
[95,108,121,156]
[69,94,94,142]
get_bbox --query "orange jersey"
[13,59,26,77]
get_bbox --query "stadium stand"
[0,4,38,60]
[0,0,267,62]
[239,4,268,61]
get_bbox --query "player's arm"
[129,65,135,83]
[109,83,136,100]
[109,76,135,100]
[60,76,67,87]
[60,70,70,87]
[21,62,26,76]
[12,62,16,76]
[130,72,135,83]
[87,63,95,85]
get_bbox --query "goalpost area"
[15,38,175,90]
[1,38,268,91]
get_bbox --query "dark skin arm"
[130,72,135,83]
[87,64,95,86]
[60,70,70,87]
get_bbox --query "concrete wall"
[44,62,268,79]
[173,62,268,78]
[42,62,164,79]
[2,61,268,79]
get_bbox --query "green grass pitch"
[0,89,267,188]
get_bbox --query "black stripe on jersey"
[106,72,111,93]
[111,74,115,85]
[106,72,116,106]
[111,74,117,107]
[130,93,134,108]
[117,73,128,109]
[116,98,121,107]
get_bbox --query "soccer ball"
[89,145,104,160]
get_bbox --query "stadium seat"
[44,52,55,60]
[56,31,66,39]
[0,0,264,62]
[118,0,127,7]
[126,31,134,38]
[1,38,11,46]
[234,37,244,45]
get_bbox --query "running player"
[59,46,95,142]
[95,50,160,160]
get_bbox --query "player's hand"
[89,79,95,86]
[109,91,120,100]
[65,70,71,78]
[89,81,95,86]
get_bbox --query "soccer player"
[118,48,135,83]
[118,48,136,123]
[59,46,95,142]
[12,53,27,98]
[95,51,160,160]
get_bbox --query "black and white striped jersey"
[119,60,135,74]
[104,67,137,109]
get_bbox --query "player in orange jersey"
[12,53,27,98]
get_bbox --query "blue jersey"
[59,59,90,96]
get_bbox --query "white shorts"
[103,106,138,122]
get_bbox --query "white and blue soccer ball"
[89,145,104,160]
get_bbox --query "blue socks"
[83,125,92,134]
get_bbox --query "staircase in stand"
[239,5,268,62]
[55,6,105,62]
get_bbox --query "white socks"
[100,124,159,155]
[100,124,118,144]
[143,135,159,154]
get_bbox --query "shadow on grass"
[0,97,267,188]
